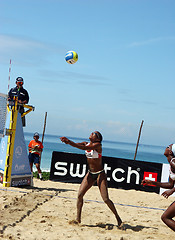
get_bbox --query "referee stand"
[0,96,34,187]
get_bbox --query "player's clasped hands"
[141,179,153,186]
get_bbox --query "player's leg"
[76,172,95,223]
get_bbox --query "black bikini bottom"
[88,169,105,180]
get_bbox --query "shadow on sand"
[15,184,76,194]
[82,222,158,232]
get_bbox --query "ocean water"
[23,132,167,171]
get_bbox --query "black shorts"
[29,152,40,164]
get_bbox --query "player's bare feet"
[69,219,80,225]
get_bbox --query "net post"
[134,120,144,161]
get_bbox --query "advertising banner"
[0,93,7,137]
[50,151,163,194]
[11,112,31,176]
[159,163,175,197]
[0,111,11,172]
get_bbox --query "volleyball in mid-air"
[65,51,78,64]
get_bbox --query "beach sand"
[0,179,174,240]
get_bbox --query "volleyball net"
[0,93,7,137]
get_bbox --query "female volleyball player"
[60,131,122,227]
[142,144,175,231]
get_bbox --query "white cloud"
[0,34,65,65]
[0,34,45,52]
[128,36,175,48]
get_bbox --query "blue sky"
[0,0,175,146]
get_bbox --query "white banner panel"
[160,163,175,197]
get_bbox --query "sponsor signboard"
[50,151,163,194]
[11,112,31,176]
[11,176,32,187]
[0,112,11,172]
[159,163,175,197]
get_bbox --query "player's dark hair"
[96,131,103,142]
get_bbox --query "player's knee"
[103,197,110,204]
[77,192,84,200]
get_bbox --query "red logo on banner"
[143,172,158,186]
